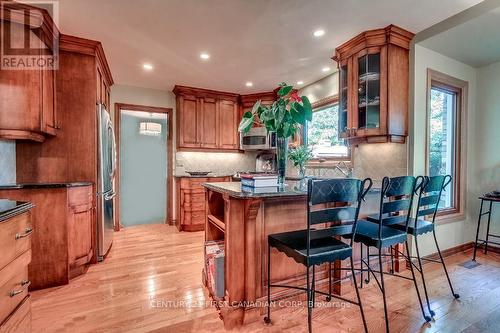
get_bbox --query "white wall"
[410,44,478,255]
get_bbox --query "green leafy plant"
[238,82,313,138]
[288,145,313,170]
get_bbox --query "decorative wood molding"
[240,91,277,107]
[333,24,414,62]
[59,34,114,85]
[173,85,240,101]
[311,94,339,109]
[0,130,45,142]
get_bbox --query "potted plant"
[288,145,313,179]
[238,83,313,186]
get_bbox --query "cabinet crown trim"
[333,24,414,62]
[60,34,114,85]
[173,85,240,101]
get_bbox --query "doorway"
[114,103,173,230]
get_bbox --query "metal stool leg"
[312,265,316,309]
[326,262,332,301]
[473,199,484,261]
[390,245,395,274]
[414,235,434,317]
[378,247,390,333]
[365,245,371,284]
[406,240,431,322]
[306,265,312,333]
[484,201,493,254]
[360,244,364,288]
[433,229,460,299]
[264,244,271,324]
[351,256,368,333]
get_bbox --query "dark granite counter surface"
[0,182,92,189]
[203,181,307,199]
[0,199,34,223]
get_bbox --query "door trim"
[114,103,174,231]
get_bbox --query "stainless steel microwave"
[240,127,276,150]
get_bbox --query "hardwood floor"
[31,224,500,333]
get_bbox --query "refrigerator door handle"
[104,191,116,200]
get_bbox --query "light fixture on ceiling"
[313,29,325,37]
[143,63,153,71]
[296,81,304,85]
[200,52,210,60]
[322,66,330,72]
[245,82,253,87]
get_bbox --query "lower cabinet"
[0,209,33,333]
[0,184,94,290]
[177,177,231,231]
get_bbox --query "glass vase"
[276,137,289,187]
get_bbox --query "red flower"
[290,91,301,102]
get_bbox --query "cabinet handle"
[15,227,33,240]
[10,280,31,297]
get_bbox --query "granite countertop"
[203,181,308,199]
[174,174,234,178]
[203,181,382,200]
[0,199,34,223]
[0,182,92,189]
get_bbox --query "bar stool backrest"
[415,175,452,222]
[307,178,372,251]
[375,176,423,236]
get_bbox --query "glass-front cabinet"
[335,25,414,144]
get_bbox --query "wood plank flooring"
[31,224,500,333]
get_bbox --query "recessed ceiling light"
[296,81,304,85]
[143,63,153,70]
[313,29,325,37]
[200,52,210,60]
[245,82,253,87]
[322,66,330,72]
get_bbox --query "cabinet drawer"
[69,185,93,207]
[0,213,32,271]
[0,251,31,324]
[0,295,31,333]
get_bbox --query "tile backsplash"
[175,151,258,176]
[0,140,16,184]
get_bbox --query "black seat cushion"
[352,220,407,248]
[268,229,352,266]
[366,214,434,236]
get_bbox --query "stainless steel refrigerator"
[97,104,117,261]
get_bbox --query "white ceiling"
[419,6,500,67]
[55,0,482,93]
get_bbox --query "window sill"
[434,211,465,225]
[307,159,351,168]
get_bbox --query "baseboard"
[422,241,500,262]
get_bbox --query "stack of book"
[204,240,225,298]
[240,173,279,193]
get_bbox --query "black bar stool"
[353,176,429,332]
[381,175,459,319]
[473,194,500,260]
[264,177,372,333]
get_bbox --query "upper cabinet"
[0,3,60,142]
[174,86,240,151]
[333,25,414,145]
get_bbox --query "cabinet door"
[178,95,201,148]
[338,60,349,138]
[218,99,239,149]
[200,97,218,148]
[68,206,93,267]
[353,47,386,137]
[41,68,57,135]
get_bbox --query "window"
[426,69,467,216]
[304,100,349,161]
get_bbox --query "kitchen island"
[202,181,342,329]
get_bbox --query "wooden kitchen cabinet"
[173,86,240,151]
[176,176,231,231]
[333,25,414,145]
[0,4,59,142]
[0,203,34,333]
[0,184,94,290]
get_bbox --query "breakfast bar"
[202,181,371,329]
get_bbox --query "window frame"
[303,95,352,167]
[425,69,467,219]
